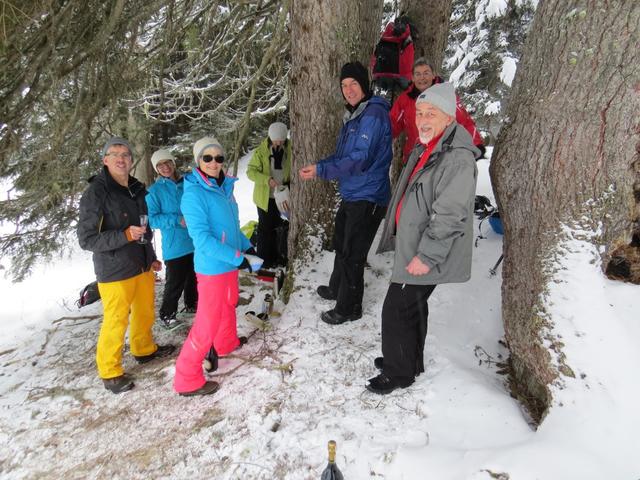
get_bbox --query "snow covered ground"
[0,152,638,479]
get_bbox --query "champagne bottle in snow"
[320,440,344,480]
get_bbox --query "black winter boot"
[134,344,176,364]
[103,374,135,394]
[366,373,414,395]
[316,285,337,300]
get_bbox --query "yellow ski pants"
[96,271,157,379]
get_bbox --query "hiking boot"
[316,285,337,300]
[374,356,384,370]
[179,381,220,397]
[320,308,362,325]
[103,374,134,394]
[366,373,414,395]
[134,344,176,364]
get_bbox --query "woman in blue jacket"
[300,61,392,325]
[146,149,197,329]
[173,137,254,396]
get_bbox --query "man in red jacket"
[389,58,485,164]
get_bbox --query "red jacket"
[390,80,483,163]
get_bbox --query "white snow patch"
[485,0,508,18]
[500,56,518,87]
[484,101,502,115]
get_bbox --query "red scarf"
[395,132,444,227]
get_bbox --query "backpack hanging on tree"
[370,16,416,92]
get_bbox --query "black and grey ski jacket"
[77,167,156,283]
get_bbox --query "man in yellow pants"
[78,137,175,394]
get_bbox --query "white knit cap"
[193,136,224,163]
[268,122,288,142]
[416,82,456,117]
[150,149,175,173]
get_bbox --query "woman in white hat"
[247,122,292,268]
[146,149,197,330]
[173,137,257,396]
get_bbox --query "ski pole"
[489,254,504,277]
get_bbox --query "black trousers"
[329,200,386,315]
[256,198,283,266]
[381,283,437,378]
[160,252,198,318]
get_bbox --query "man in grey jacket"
[367,82,479,395]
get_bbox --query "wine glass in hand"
[138,215,148,244]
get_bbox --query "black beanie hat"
[340,62,370,95]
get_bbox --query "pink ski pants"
[174,270,240,393]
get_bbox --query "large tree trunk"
[401,0,453,72]
[355,1,385,63]
[490,0,640,423]
[287,0,383,301]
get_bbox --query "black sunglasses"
[202,154,225,164]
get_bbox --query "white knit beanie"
[416,82,456,117]
[267,122,288,142]
[193,136,224,163]
[150,149,175,173]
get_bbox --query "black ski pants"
[160,252,198,318]
[256,198,283,267]
[381,282,437,378]
[329,200,386,316]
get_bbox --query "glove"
[476,144,486,160]
[244,254,264,272]
[245,247,257,256]
[239,257,252,272]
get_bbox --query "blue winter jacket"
[180,169,252,275]
[316,95,392,206]
[146,177,194,261]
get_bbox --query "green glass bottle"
[320,440,344,480]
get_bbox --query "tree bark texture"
[354,0,385,63]
[288,0,383,301]
[490,1,640,423]
[400,0,453,72]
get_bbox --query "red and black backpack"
[370,16,416,92]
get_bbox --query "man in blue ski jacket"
[300,61,392,325]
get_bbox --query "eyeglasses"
[106,152,132,159]
[202,154,225,164]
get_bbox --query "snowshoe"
[245,310,272,332]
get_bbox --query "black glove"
[239,257,252,272]
[476,144,486,160]
[245,247,257,256]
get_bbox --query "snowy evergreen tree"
[0,0,288,280]
[445,0,537,143]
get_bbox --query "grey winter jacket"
[377,123,478,285]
